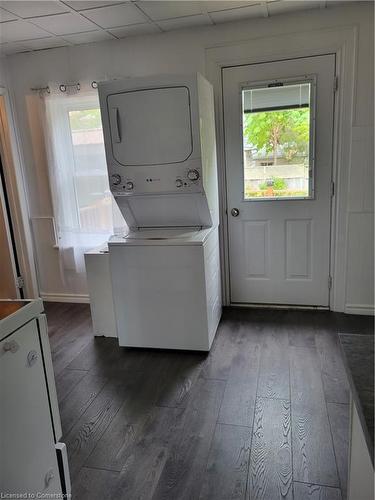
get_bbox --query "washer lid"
[109,227,213,246]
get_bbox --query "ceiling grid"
[0,0,340,55]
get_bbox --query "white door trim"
[0,166,19,297]
[223,56,335,306]
[0,86,39,298]
[205,24,357,312]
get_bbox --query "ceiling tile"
[0,1,69,18]
[22,37,70,50]
[137,1,204,20]
[0,42,28,54]
[109,22,160,37]
[0,7,17,22]
[0,19,50,42]
[30,12,98,35]
[204,2,258,13]
[326,1,348,6]
[64,1,123,10]
[63,30,114,44]
[267,0,321,16]
[157,13,212,31]
[81,3,147,28]
[209,3,265,23]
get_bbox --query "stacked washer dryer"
[98,73,221,351]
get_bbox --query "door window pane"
[242,82,312,200]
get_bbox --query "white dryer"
[97,73,221,351]
[98,73,219,229]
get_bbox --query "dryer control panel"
[108,161,203,195]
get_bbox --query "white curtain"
[42,86,127,279]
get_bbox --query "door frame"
[0,86,39,298]
[205,24,357,312]
[0,153,22,298]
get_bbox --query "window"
[242,81,313,200]
[68,108,115,233]
[44,93,126,274]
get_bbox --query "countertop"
[0,299,43,340]
[339,331,374,462]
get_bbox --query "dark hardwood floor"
[45,303,373,500]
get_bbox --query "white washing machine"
[109,227,221,350]
[94,73,221,351]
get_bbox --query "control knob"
[187,169,200,181]
[175,179,183,188]
[111,174,121,185]
[126,181,134,190]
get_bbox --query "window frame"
[46,92,121,236]
[240,74,317,202]
[66,102,109,233]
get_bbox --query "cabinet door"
[0,319,61,495]
[107,86,193,166]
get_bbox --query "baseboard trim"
[345,304,375,316]
[230,302,329,311]
[41,293,90,304]
[37,297,375,314]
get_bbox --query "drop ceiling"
[0,1,342,55]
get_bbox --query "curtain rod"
[31,86,50,96]
[59,82,80,92]
[30,81,98,94]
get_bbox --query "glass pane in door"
[242,82,312,200]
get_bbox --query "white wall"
[0,58,8,88]
[3,2,374,311]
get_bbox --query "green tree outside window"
[243,108,310,165]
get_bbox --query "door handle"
[110,107,121,143]
[231,208,240,217]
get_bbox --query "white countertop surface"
[0,299,44,340]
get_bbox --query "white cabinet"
[85,245,117,338]
[347,400,374,500]
[0,300,70,496]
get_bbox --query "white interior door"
[223,54,335,306]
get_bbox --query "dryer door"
[107,86,193,166]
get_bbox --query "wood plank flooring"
[46,303,373,500]
[290,346,339,487]
[248,397,293,499]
